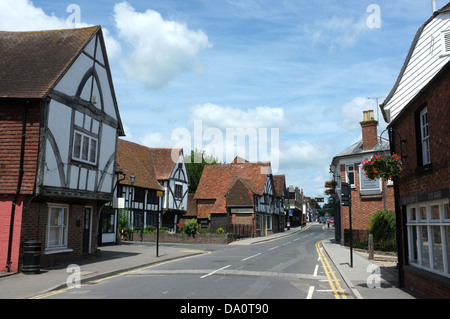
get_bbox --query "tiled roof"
[147,148,182,180]
[194,162,270,214]
[273,175,286,198]
[333,137,389,158]
[185,193,197,217]
[0,26,99,98]
[116,139,165,191]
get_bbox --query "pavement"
[0,223,417,299]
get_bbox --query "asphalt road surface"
[41,223,351,300]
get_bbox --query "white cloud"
[113,1,212,89]
[0,0,121,60]
[279,139,330,170]
[340,96,387,133]
[306,14,368,49]
[139,132,173,148]
[190,103,286,129]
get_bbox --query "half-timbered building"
[114,140,189,238]
[0,26,124,271]
[147,148,189,231]
[114,139,165,241]
[194,158,280,237]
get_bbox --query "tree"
[185,149,219,193]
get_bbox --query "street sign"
[341,183,350,206]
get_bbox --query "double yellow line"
[315,239,347,299]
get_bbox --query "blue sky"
[1,0,447,198]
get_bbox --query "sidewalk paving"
[0,243,205,299]
[321,239,417,299]
[0,224,417,299]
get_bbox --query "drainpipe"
[6,103,28,272]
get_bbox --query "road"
[41,223,352,300]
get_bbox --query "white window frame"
[45,204,73,254]
[419,107,431,165]
[406,199,450,278]
[440,29,450,57]
[346,164,355,188]
[72,130,98,166]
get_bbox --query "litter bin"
[23,241,41,274]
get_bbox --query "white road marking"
[242,253,262,261]
[268,246,279,251]
[313,265,319,277]
[200,265,231,278]
[307,286,315,299]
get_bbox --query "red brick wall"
[0,196,24,272]
[20,200,99,269]
[404,267,450,299]
[361,120,378,150]
[391,67,450,199]
[340,163,395,241]
[390,64,450,299]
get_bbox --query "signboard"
[359,165,381,195]
[231,208,254,214]
[341,183,350,206]
[289,209,293,216]
[360,173,380,190]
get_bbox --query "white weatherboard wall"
[383,12,450,122]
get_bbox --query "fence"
[227,224,254,239]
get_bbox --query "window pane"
[82,135,89,161]
[347,165,355,185]
[444,203,449,220]
[409,226,418,263]
[73,133,81,159]
[89,138,97,163]
[408,207,416,222]
[432,226,444,272]
[420,207,427,220]
[445,226,450,275]
[421,226,430,267]
[50,208,62,226]
[48,227,60,247]
[431,205,440,220]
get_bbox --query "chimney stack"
[360,110,378,150]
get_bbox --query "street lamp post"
[128,174,135,241]
[156,190,164,257]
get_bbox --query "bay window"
[407,199,450,277]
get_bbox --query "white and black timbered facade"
[39,29,122,200]
[150,148,189,231]
[0,26,124,270]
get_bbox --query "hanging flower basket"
[324,180,337,189]
[362,154,402,180]
[324,188,335,195]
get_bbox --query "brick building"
[193,158,284,237]
[380,4,450,298]
[330,111,395,243]
[0,27,124,272]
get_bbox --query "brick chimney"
[360,110,378,150]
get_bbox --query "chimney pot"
[360,110,378,150]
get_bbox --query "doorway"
[83,207,92,254]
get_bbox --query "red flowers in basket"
[362,153,402,180]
